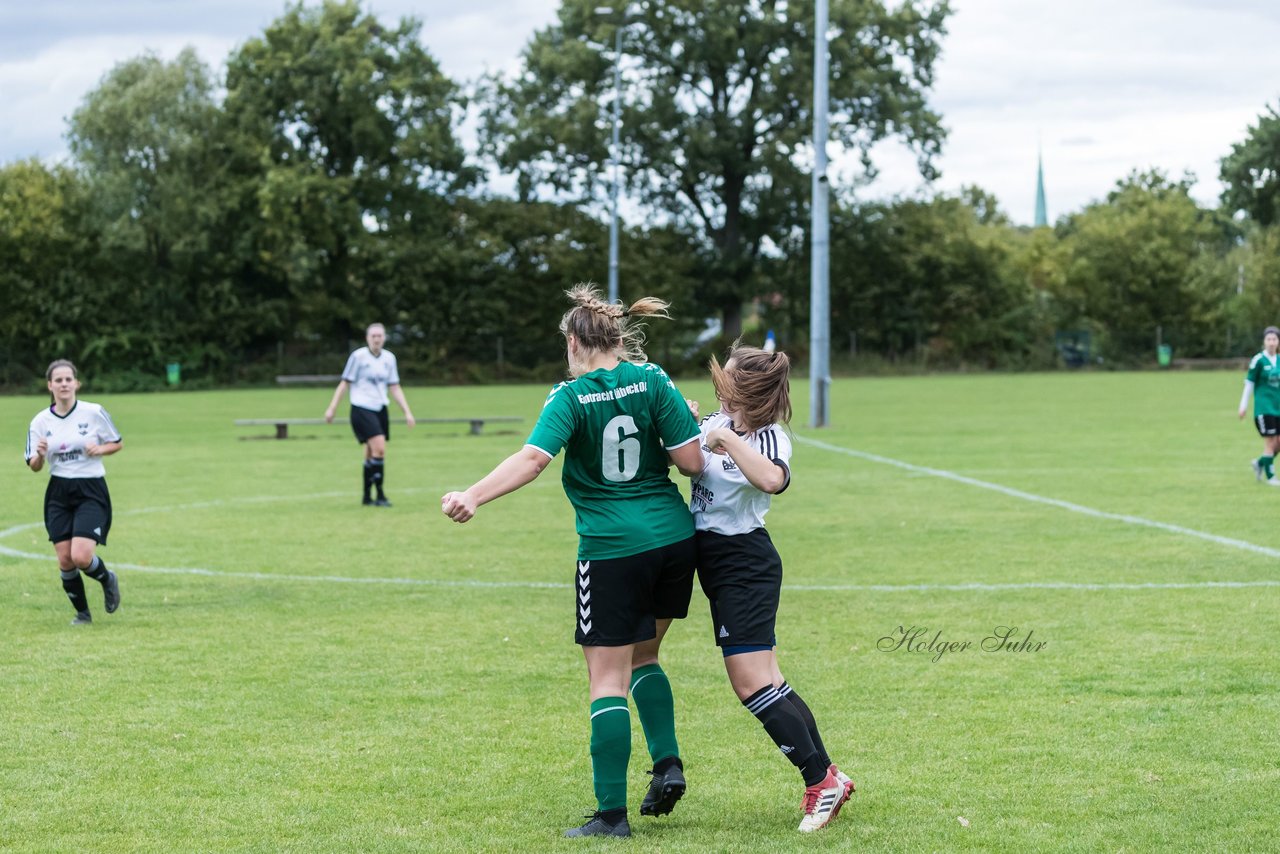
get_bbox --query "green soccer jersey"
[526,361,700,560]
[1247,352,1280,416]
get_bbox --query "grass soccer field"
[2,371,1278,852]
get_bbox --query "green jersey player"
[1238,325,1280,485]
[441,285,703,838]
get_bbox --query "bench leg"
[470,420,483,436]
[276,423,289,440]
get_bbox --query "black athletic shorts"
[696,528,782,653]
[44,476,112,545]
[351,405,390,444]
[1256,414,1280,437]
[574,536,696,647]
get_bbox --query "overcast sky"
[2,0,1277,225]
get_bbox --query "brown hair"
[45,359,79,404]
[559,283,671,364]
[709,343,791,432]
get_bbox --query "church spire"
[1034,147,1048,227]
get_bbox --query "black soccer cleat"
[103,570,121,614]
[70,611,92,626]
[564,811,631,838]
[640,762,686,817]
[362,497,375,506]
[374,498,392,508]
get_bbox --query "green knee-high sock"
[1263,455,1275,479]
[589,697,631,812]
[630,664,680,765]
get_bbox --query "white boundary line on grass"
[795,435,1280,561]
[2,479,1278,594]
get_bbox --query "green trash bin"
[1156,345,1172,367]
[166,362,181,386]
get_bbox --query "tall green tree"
[481,0,949,336]
[1057,171,1234,360]
[0,161,99,384]
[66,48,233,373]
[1221,102,1280,226]
[815,189,1042,365]
[224,0,472,344]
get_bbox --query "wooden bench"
[234,417,523,439]
[275,375,342,385]
[1169,358,1248,370]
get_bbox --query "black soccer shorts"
[351,405,390,444]
[573,536,696,647]
[44,476,113,545]
[695,528,783,653]
[1256,414,1280,437]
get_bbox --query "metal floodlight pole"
[595,6,624,305]
[608,24,622,306]
[809,0,831,428]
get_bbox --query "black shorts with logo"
[1256,414,1280,437]
[44,476,112,545]
[574,536,696,647]
[351,405,390,444]
[696,528,783,652]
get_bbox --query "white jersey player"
[24,360,123,625]
[325,323,416,506]
[688,344,854,833]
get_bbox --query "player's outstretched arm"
[441,446,550,523]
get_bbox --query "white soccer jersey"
[341,347,400,410]
[690,411,792,535]
[25,401,122,479]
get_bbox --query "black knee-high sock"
[362,461,374,501]
[779,682,833,768]
[82,555,109,585]
[370,458,385,499]
[743,684,825,786]
[61,569,88,614]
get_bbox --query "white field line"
[2,479,1277,594]
[795,435,1280,561]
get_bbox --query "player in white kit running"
[24,360,123,625]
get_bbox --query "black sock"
[779,682,833,769]
[362,461,374,501]
[82,555,109,584]
[743,684,825,786]
[599,807,627,825]
[370,458,385,499]
[61,569,88,614]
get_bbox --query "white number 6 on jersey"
[602,415,641,482]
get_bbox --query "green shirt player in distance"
[1238,325,1280,485]
[441,285,703,839]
